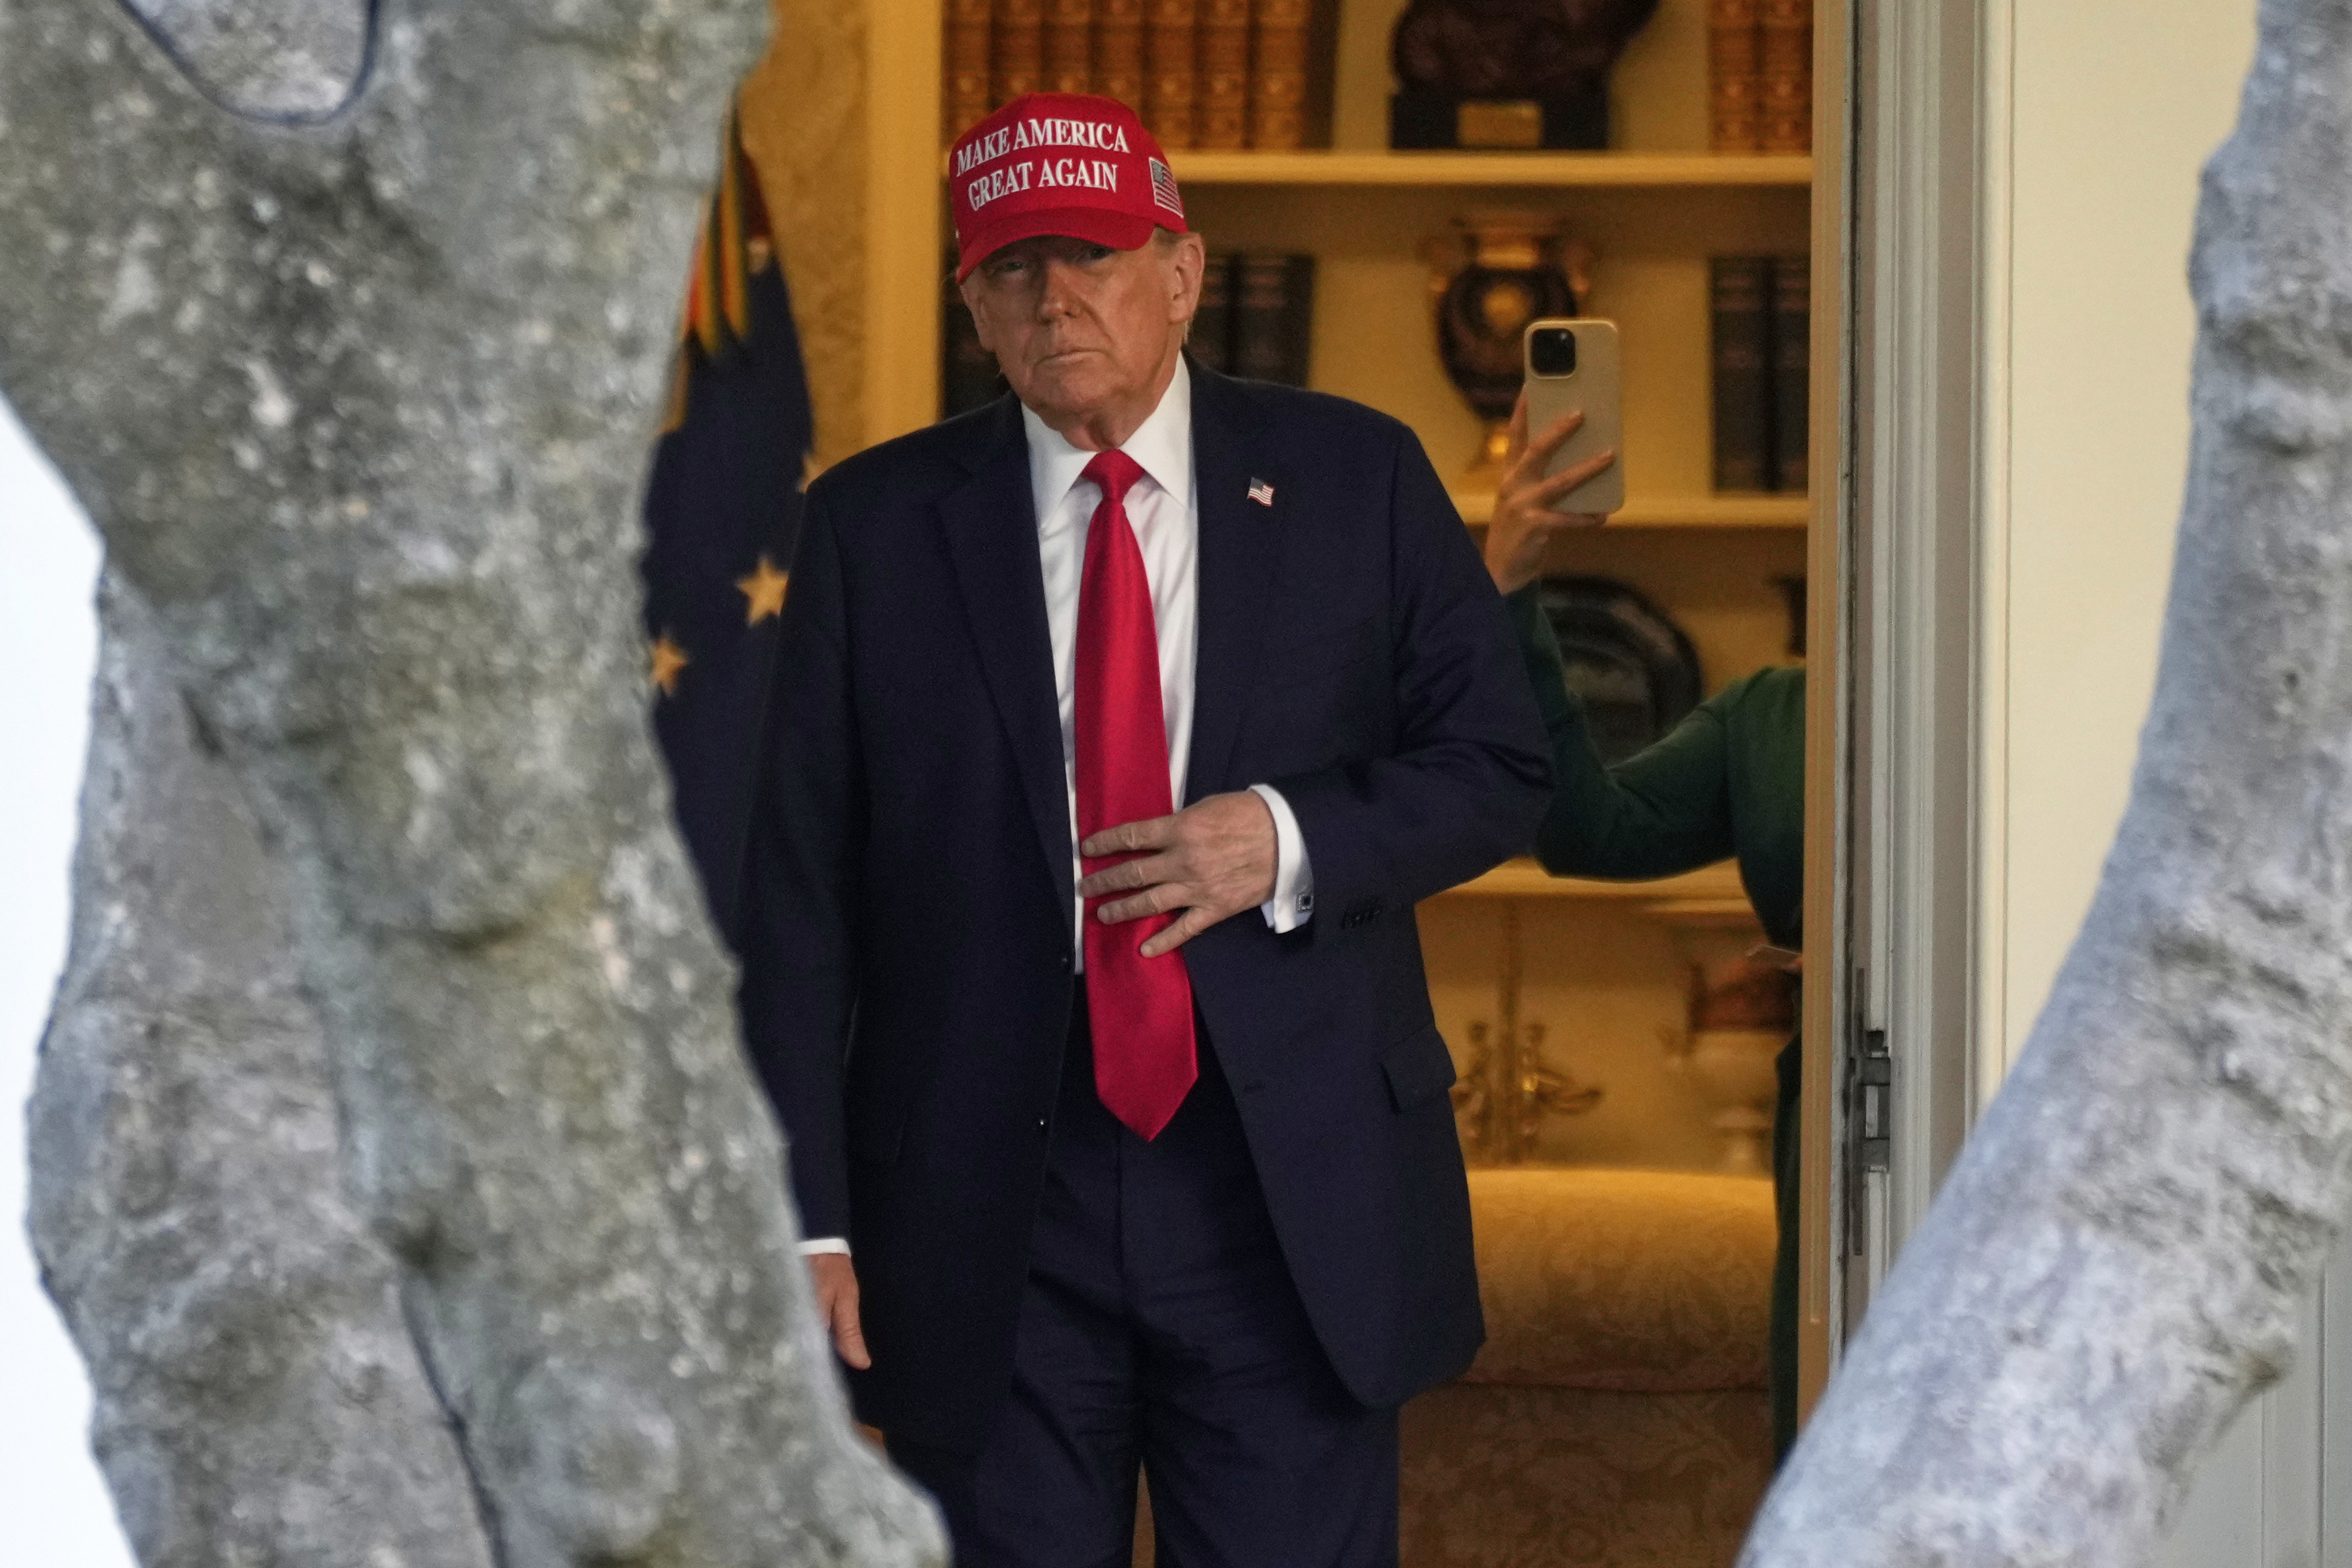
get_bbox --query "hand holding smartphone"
[1522,319,1624,516]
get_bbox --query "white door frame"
[1851,4,2348,1560]
[1820,0,1997,1352]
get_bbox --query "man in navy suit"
[741,90,1550,1565]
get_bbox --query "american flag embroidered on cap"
[1247,479,1275,507]
[1149,157,1185,218]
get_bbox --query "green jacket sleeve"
[1506,584,1736,880]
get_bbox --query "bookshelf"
[1444,859,1748,911]
[1178,185,1805,560]
[1170,150,1814,186]
[1453,491,1809,529]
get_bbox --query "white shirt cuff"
[798,1237,851,1257]
[1249,783,1315,933]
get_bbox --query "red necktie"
[1074,449,1197,1140]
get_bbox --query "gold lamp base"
[1464,418,1514,488]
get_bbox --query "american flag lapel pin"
[1247,478,1275,507]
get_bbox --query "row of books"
[1188,251,1315,385]
[941,251,1315,418]
[944,0,1318,150]
[1709,255,1808,493]
[1708,0,1811,154]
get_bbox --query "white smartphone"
[1522,318,1624,515]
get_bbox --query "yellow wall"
[741,0,942,470]
[739,0,869,470]
[1983,0,2256,1086]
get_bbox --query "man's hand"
[1078,791,1277,958]
[1483,388,1618,595]
[808,1252,871,1370]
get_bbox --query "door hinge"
[1846,1026,1890,1256]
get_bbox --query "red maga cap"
[948,93,1187,281]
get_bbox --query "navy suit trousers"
[888,996,1399,1567]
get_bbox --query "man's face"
[960,232,1205,426]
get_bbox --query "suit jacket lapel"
[939,397,1075,932]
[1184,368,1281,805]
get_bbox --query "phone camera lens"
[1528,327,1578,378]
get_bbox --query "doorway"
[740,0,1862,1560]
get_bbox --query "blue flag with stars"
[641,97,814,954]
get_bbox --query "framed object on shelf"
[1388,0,1661,150]
[1536,574,1704,764]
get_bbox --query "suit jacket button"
[1058,951,1072,971]
[1036,1117,1051,1135]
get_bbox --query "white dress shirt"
[1025,356,1313,966]
[799,358,1312,1258]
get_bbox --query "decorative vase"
[1427,212,1591,483]
[1666,954,1797,1175]
[1682,1028,1783,1175]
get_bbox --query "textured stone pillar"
[1,2,942,1562]
[30,576,497,1568]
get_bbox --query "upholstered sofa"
[1398,1167,1777,1568]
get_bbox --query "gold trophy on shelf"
[1425,212,1593,495]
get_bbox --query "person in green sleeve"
[1484,392,1809,1466]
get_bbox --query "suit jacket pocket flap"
[1382,1024,1457,1111]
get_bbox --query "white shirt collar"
[1020,355,1194,527]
